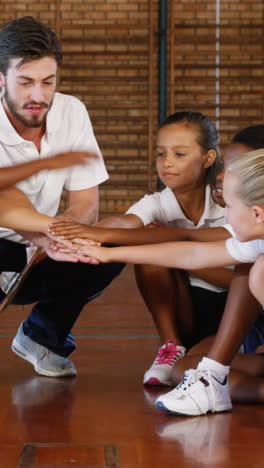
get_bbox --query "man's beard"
[3,86,52,128]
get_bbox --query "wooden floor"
[0,265,263,467]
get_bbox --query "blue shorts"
[243,309,264,353]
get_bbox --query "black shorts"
[190,286,228,346]
[190,286,264,352]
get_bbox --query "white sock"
[198,356,230,377]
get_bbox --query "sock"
[197,356,230,377]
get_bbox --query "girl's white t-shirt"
[226,237,264,263]
[126,185,231,293]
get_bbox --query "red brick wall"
[1,0,263,216]
[169,0,264,147]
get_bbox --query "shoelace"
[154,339,183,366]
[176,368,216,409]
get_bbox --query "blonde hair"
[226,148,264,206]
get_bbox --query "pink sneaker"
[143,339,186,386]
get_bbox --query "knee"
[249,257,264,300]
[135,264,168,276]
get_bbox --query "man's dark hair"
[0,16,62,75]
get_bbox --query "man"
[0,16,124,377]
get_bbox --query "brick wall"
[169,0,264,148]
[1,0,263,217]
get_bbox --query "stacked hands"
[47,222,108,264]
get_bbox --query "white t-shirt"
[127,185,231,292]
[0,92,108,242]
[226,237,264,263]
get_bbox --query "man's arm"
[61,186,99,224]
[40,185,100,261]
[95,214,144,229]
[60,187,144,227]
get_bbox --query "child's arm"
[0,199,55,233]
[49,220,230,245]
[71,238,239,269]
[0,200,79,263]
[0,149,97,240]
[0,151,96,189]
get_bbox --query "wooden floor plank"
[0,265,263,467]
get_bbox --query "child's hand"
[47,151,98,170]
[48,221,97,240]
[46,230,79,247]
[71,238,111,264]
[49,237,103,264]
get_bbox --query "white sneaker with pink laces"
[143,339,186,386]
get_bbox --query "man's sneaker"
[143,339,186,386]
[12,322,77,378]
[155,367,232,416]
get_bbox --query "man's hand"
[52,237,102,264]
[38,236,80,263]
[46,242,79,262]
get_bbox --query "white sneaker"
[143,339,185,386]
[155,367,232,416]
